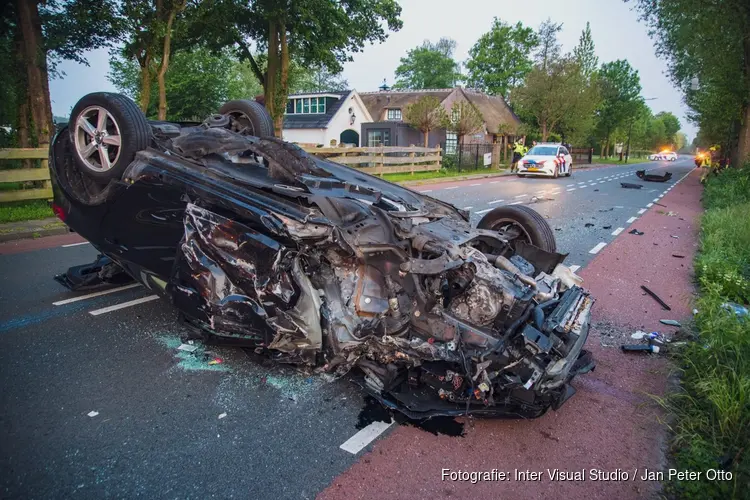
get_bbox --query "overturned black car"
[50,92,595,419]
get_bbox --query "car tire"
[68,92,151,182]
[517,174,526,178]
[219,99,275,137]
[477,205,557,253]
[566,164,573,177]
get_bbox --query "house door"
[340,129,359,146]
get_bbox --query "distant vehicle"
[517,143,573,178]
[648,150,677,161]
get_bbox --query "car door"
[561,147,573,172]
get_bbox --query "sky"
[48,0,696,140]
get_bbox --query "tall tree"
[190,0,402,136]
[465,18,539,100]
[535,18,563,71]
[627,0,750,164]
[654,111,681,141]
[594,60,642,156]
[514,56,593,141]
[394,37,461,90]
[573,21,598,80]
[403,96,447,147]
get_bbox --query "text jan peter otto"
[441,468,733,483]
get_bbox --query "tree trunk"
[274,23,289,138]
[541,119,548,142]
[737,102,750,166]
[139,54,152,113]
[17,0,54,147]
[264,19,279,130]
[423,130,429,147]
[19,92,32,168]
[157,3,183,120]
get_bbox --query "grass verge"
[663,163,750,499]
[0,199,54,224]
[382,167,508,183]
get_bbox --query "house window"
[445,132,458,154]
[387,109,402,121]
[286,97,327,114]
[367,129,391,147]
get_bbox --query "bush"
[666,162,750,499]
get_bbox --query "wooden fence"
[0,148,51,202]
[0,144,442,203]
[301,145,442,176]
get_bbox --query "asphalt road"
[0,158,694,499]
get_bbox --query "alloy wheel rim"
[73,106,122,172]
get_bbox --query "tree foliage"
[188,0,402,135]
[573,21,598,80]
[465,18,538,99]
[627,0,750,163]
[403,96,447,147]
[394,38,461,89]
[535,18,563,70]
[594,60,642,154]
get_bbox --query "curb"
[0,219,69,243]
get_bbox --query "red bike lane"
[318,169,703,500]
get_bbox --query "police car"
[517,143,573,178]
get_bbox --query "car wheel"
[219,99,275,137]
[477,205,557,253]
[566,164,573,177]
[69,92,151,182]
[517,174,526,178]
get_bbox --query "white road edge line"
[89,295,160,316]
[339,420,394,454]
[53,283,142,306]
[444,186,458,190]
[627,216,638,223]
[509,201,524,205]
[488,199,505,205]
[515,194,527,198]
[419,189,433,193]
[470,183,481,186]
[568,265,581,273]
[475,208,493,214]
[611,227,625,236]
[638,208,647,214]
[589,242,607,254]
[61,241,90,248]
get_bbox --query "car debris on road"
[620,182,643,189]
[641,285,672,311]
[629,229,644,235]
[47,92,598,419]
[636,170,673,182]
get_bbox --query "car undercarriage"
[51,93,596,419]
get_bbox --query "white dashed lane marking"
[567,188,576,191]
[647,203,653,207]
[88,295,160,316]
[470,183,481,186]
[444,186,458,190]
[509,201,524,205]
[490,181,499,184]
[475,208,493,214]
[61,241,90,248]
[463,206,473,210]
[515,194,527,198]
[638,208,647,214]
[339,420,394,455]
[589,242,607,254]
[611,227,624,236]
[419,189,433,193]
[488,199,505,205]
[569,265,581,273]
[53,283,142,306]
[626,216,638,223]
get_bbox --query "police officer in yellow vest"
[511,138,528,172]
